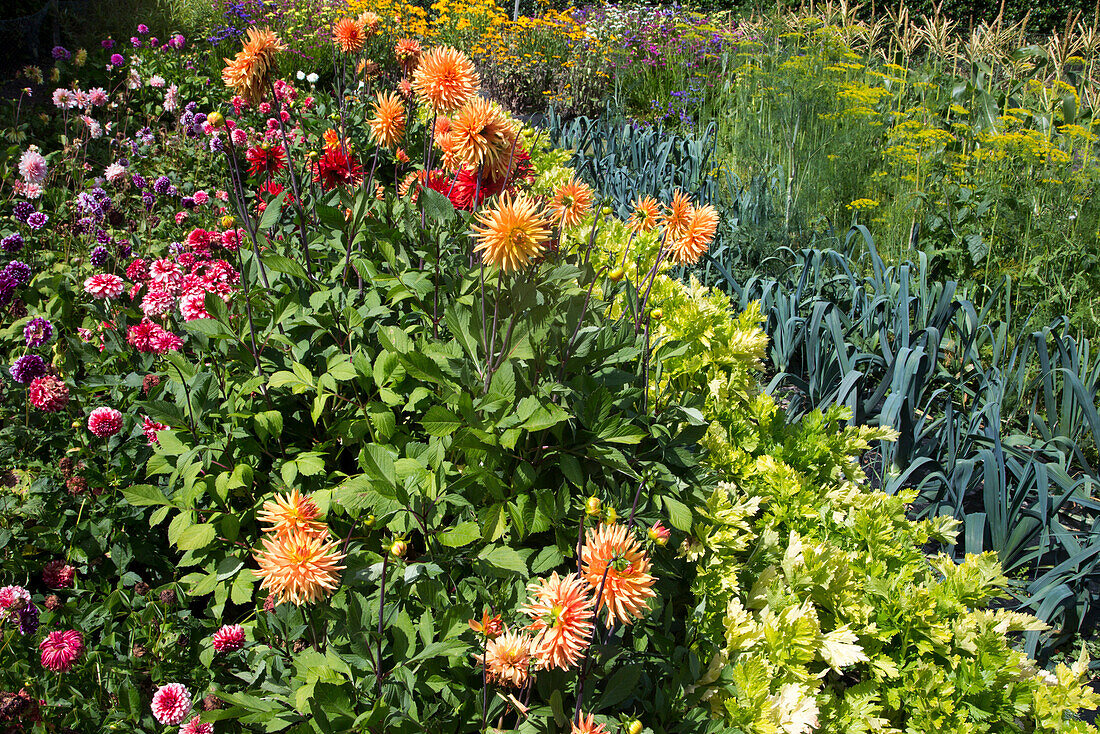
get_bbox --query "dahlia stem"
[268,81,315,281]
[573,565,611,723]
[559,265,609,383]
[374,552,391,697]
[627,475,647,528]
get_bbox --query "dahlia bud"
[647,521,670,547]
[263,595,275,613]
[43,594,61,611]
[603,507,617,525]
[202,693,225,711]
[650,308,663,321]
[390,540,407,559]
[364,514,376,529]
[628,720,643,734]
[134,581,150,596]
[609,268,625,282]
[207,111,224,127]
[159,588,177,607]
[585,496,601,516]
[132,643,146,658]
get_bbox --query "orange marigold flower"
[548,177,593,229]
[628,195,660,233]
[474,627,533,688]
[521,572,594,670]
[659,190,692,241]
[572,713,608,734]
[670,203,718,265]
[471,191,551,272]
[469,610,504,639]
[411,46,479,115]
[448,98,517,178]
[332,17,367,54]
[256,489,327,538]
[580,523,656,625]
[254,529,345,606]
[222,27,284,105]
[367,91,406,148]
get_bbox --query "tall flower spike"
[580,523,656,625]
[471,192,551,272]
[671,203,718,265]
[256,489,326,538]
[411,46,479,115]
[222,27,285,104]
[254,529,345,606]
[521,572,594,670]
[367,91,407,149]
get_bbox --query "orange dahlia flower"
[469,610,504,639]
[521,572,594,670]
[659,189,692,241]
[475,627,534,688]
[572,713,609,734]
[323,128,343,151]
[628,195,660,233]
[671,203,718,265]
[580,523,656,625]
[332,17,367,54]
[448,98,517,178]
[394,38,422,71]
[471,191,551,272]
[368,91,406,148]
[254,529,345,606]
[256,489,326,538]
[411,46,479,115]
[222,27,284,105]
[357,11,381,34]
[549,177,594,229]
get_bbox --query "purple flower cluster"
[13,201,34,223]
[24,317,53,347]
[90,246,110,268]
[51,46,71,61]
[153,176,171,195]
[26,212,47,230]
[1,234,23,254]
[9,354,46,384]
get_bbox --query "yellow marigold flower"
[368,91,406,148]
[521,572,594,670]
[548,177,593,229]
[222,27,285,105]
[412,46,479,115]
[670,203,718,265]
[471,191,550,272]
[474,627,534,688]
[254,529,345,606]
[448,97,517,177]
[333,17,367,54]
[659,190,692,241]
[580,523,656,625]
[628,195,660,233]
[256,489,327,538]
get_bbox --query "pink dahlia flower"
[40,630,83,672]
[151,682,192,725]
[211,623,245,652]
[142,416,168,445]
[84,273,125,299]
[88,407,123,438]
[28,375,69,413]
[180,716,213,734]
[42,560,75,589]
[18,148,48,184]
[0,585,30,612]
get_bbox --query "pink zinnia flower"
[42,560,75,588]
[87,406,123,438]
[142,416,168,445]
[28,375,69,412]
[40,630,83,672]
[18,148,48,184]
[84,273,124,299]
[151,683,192,725]
[180,716,213,734]
[211,623,245,652]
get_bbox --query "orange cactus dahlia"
[659,189,693,241]
[671,203,719,265]
[222,27,285,105]
[521,572,594,670]
[580,523,656,625]
[254,529,345,606]
[474,627,534,688]
[411,46,479,115]
[367,91,406,148]
[572,713,609,734]
[471,192,551,272]
[256,489,327,538]
[447,98,518,178]
[549,177,594,229]
[332,17,367,54]
[628,195,661,233]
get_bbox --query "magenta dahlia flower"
[83,273,125,299]
[87,407,123,438]
[42,560,75,589]
[180,715,213,734]
[211,623,245,653]
[40,630,84,672]
[151,682,192,725]
[28,375,69,412]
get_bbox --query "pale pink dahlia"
[28,375,69,412]
[18,148,48,184]
[151,682,192,725]
[87,407,123,438]
[40,629,83,672]
[83,273,125,299]
[180,716,213,734]
[211,624,245,652]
